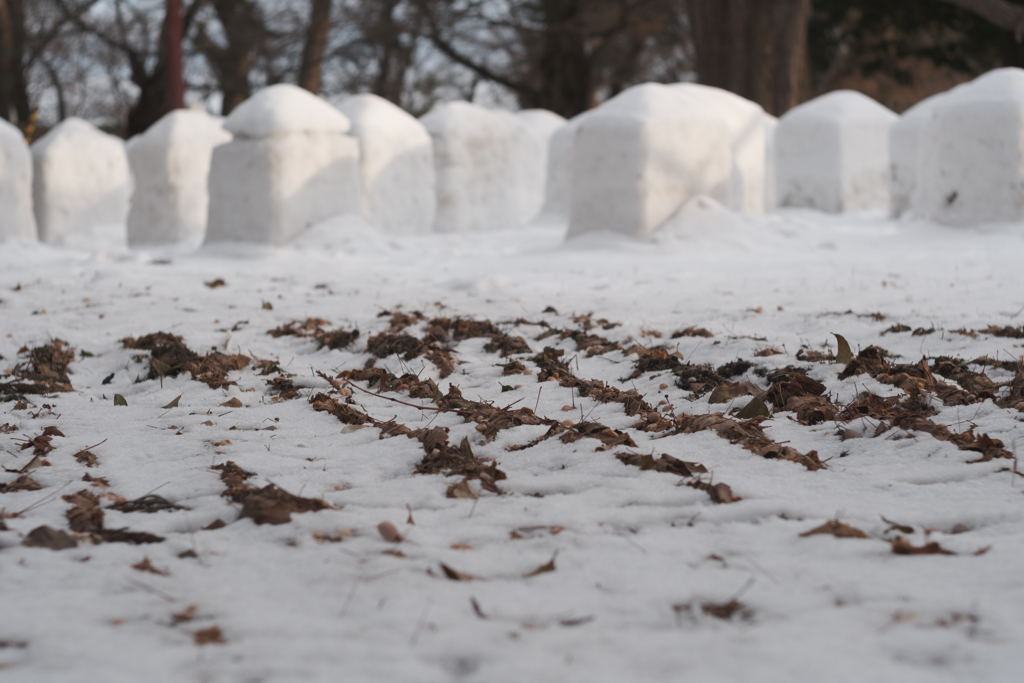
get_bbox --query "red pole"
[165,0,184,110]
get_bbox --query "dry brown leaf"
[377,521,403,543]
[220,398,243,408]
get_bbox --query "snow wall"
[205,84,361,246]
[503,108,566,226]
[0,118,36,242]
[31,117,131,245]
[567,83,733,238]
[336,94,435,234]
[914,68,1024,226]
[421,102,521,232]
[775,90,897,213]
[127,110,232,246]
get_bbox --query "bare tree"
[298,0,332,93]
[688,0,810,116]
[940,0,1024,38]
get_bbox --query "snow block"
[763,113,778,212]
[567,83,732,238]
[205,84,361,246]
[126,110,232,246]
[0,118,36,242]
[915,68,1024,226]
[31,117,131,245]
[668,84,767,215]
[505,109,566,225]
[536,115,581,225]
[775,90,897,213]
[337,93,435,234]
[421,102,519,232]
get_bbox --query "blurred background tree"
[2,0,1023,136]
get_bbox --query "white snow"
[567,83,732,238]
[0,118,36,242]
[535,115,581,226]
[31,117,131,247]
[776,90,898,213]
[914,68,1024,226]
[336,94,435,234]
[205,86,361,246]
[668,83,767,215]
[126,110,232,247]
[223,84,351,139]
[504,109,566,225]
[420,102,519,232]
[764,113,779,212]
[2,209,1024,682]
[888,91,951,218]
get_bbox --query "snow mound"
[507,109,566,225]
[0,118,36,242]
[126,109,232,246]
[649,194,752,250]
[336,94,435,234]
[31,117,131,246]
[668,83,767,215]
[567,82,732,238]
[915,67,1024,226]
[888,88,965,218]
[535,114,584,226]
[206,90,361,246]
[764,113,778,212]
[421,102,518,232]
[224,84,351,139]
[776,90,897,213]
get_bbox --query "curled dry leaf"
[377,521,403,543]
[220,398,243,408]
[833,333,854,365]
[799,520,868,539]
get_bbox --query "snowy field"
[2,209,1024,683]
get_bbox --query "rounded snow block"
[205,85,361,246]
[536,114,580,226]
[0,118,36,242]
[31,117,131,245]
[775,90,897,213]
[888,91,950,218]
[915,68,1024,226]
[763,113,778,212]
[667,84,767,216]
[421,102,521,233]
[567,83,733,239]
[127,109,232,246]
[336,93,435,234]
[500,108,565,226]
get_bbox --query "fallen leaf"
[890,536,955,555]
[21,526,77,550]
[833,333,854,365]
[799,520,868,539]
[162,395,181,409]
[113,394,128,406]
[440,563,477,581]
[132,557,168,576]
[204,279,226,289]
[377,521,403,543]
[171,605,197,625]
[446,479,479,499]
[193,626,225,645]
[220,398,242,408]
[523,552,558,578]
[735,396,770,419]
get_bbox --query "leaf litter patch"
[212,461,331,525]
[0,340,75,400]
[121,333,250,389]
[267,318,360,350]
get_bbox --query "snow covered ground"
[2,208,1024,683]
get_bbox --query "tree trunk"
[688,0,811,115]
[299,0,332,93]
[165,0,184,110]
[0,0,29,126]
[197,0,263,114]
[525,0,593,117]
